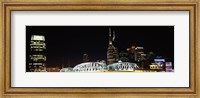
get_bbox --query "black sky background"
[26,26,174,68]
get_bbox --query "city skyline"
[26,26,174,68]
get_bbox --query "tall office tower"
[107,28,119,64]
[83,53,89,62]
[28,35,47,72]
[134,47,144,62]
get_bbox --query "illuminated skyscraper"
[135,47,145,62]
[107,28,119,64]
[28,35,46,72]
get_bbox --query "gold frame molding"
[0,0,199,98]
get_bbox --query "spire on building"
[109,28,112,45]
[109,28,111,36]
[113,30,115,41]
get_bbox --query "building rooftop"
[31,35,45,41]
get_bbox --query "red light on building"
[131,45,135,49]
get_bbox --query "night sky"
[26,26,174,68]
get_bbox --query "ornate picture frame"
[0,0,199,98]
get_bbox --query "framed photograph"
[26,26,174,73]
[0,0,199,98]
